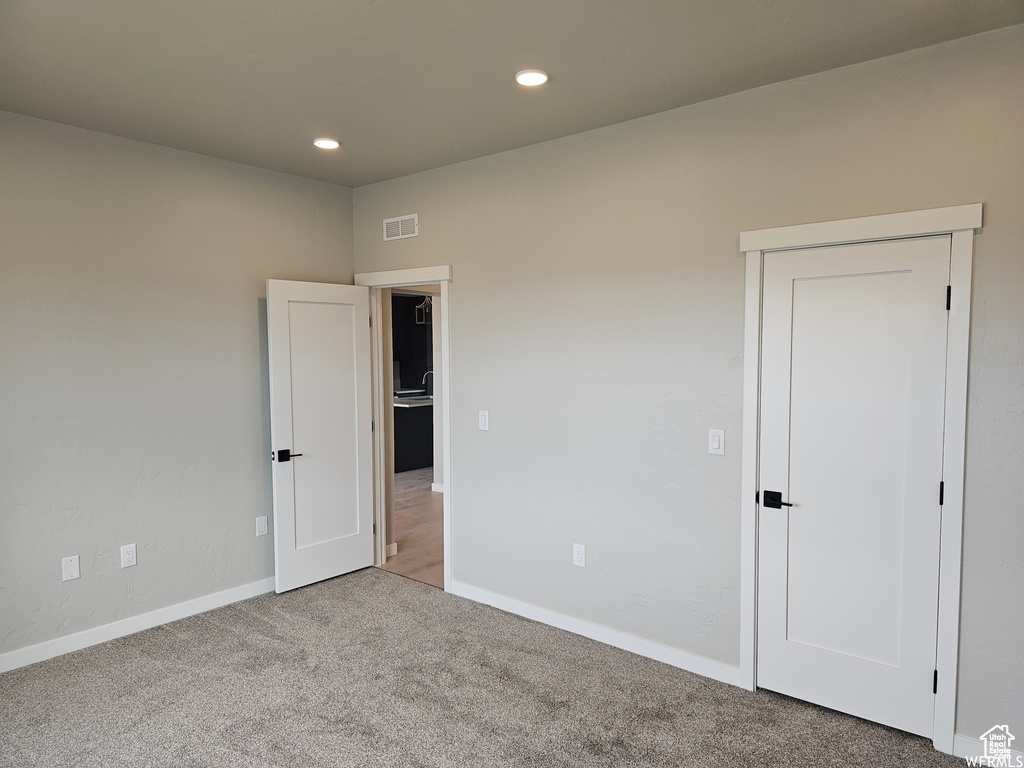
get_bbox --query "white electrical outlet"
[478,410,489,431]
[572,543,586,568]
[62,555,80,581]
[256,516,268,537]
[708,428,725,455]
[120,543,137,568]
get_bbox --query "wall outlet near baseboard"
[572,543,586,568]
[256,516,268,537]
[120,543,137,568]
[61,555,80,581]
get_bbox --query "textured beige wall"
[354,26,1024,738]
[0,112,354,653]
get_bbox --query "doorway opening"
[356,265,454,593]
[379,286,443,588]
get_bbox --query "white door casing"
[267,279,374,593]
[738,203,981,753]
[757,236,950,737]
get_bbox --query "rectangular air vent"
[383,213,418,241]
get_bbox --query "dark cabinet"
[394,404,433,472]
[392,294,434,473]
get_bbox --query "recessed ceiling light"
[313,138,340,150]
[515,69,548,87]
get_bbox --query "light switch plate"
[478,410,489,431]
[256,516,268,537]
[708,428,725,455]
[62,555,80,581]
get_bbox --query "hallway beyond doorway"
[379,468,443,588]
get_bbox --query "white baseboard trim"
[430,482,444,493]
[0,577,275,674]
[385,542,398,557]
[954,733,1024,763]
[448,579,743,688]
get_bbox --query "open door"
[267,279,374,593]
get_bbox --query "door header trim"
[355,265,452,287]
[739,203,981,253]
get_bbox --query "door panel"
[757,236,950,737]
[787,271,910,666]
[289,301,361,547]
[267,280,373,593]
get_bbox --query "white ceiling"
[2,0,1022,187]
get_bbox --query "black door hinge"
[369,315,373,327]
[933,669,938,694]
[946,286,951,311]
[939,481,945,506]
[373,522,377,534]
[755,490,760,505]
[371,420,375,432]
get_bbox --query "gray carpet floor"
[1,568,963,768]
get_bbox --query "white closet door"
[757,235,950,737]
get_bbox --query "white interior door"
[267,279,374,593]
[757,235,951,736]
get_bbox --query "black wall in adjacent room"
[392,295,433,390]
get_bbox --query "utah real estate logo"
[966,726,1022,768]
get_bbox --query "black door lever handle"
[275,449,304,462]
[762,490,793,509]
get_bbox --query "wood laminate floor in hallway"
[379,467,443,588]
